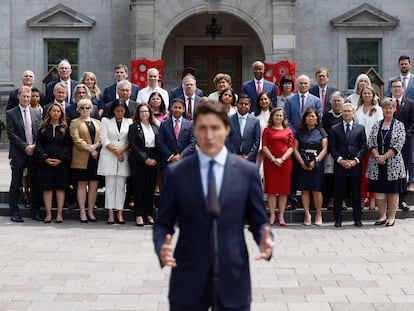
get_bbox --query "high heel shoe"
[303,213,312,226]
[87,215,98,222]
[146,216,154,225]
[315,214,323,226]
[117,211,125,224]
[136,216,144,227]
[386,220,395,227]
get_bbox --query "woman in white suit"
[97,99,132,224]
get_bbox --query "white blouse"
[141,122,156,148]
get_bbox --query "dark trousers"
[130,161,158,217]
[9,155,41,216]
[333,163,362,221]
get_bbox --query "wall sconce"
[205,16,222,40]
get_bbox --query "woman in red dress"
[261,107,294,226]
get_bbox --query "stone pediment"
[27,4,95,28]
[330,3,399,29]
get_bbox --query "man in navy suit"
[309,67,337,114]
[385,55,414,101]
[226,94,261,162]
[177,74,202,120]
[169,67,204,107]
[241,60,277,111]
[6,86,43,222]
[284,74,322,134]
[390,78,414,211]
[157,98,196,170]
[44,59,78,106]
[42,82,72,120]
[102,64,139,105]
[7,70,44,110]
[153,100,273,310]
[330,102,367,227]
[103,80,139,118]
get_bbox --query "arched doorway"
[162,13,264,95]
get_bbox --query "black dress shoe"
[334,219,342,227]
[136,222,144,227]
[354,220,363,227]
[44,219,51,224]
[11,215,24,222]
[399,201,410,211]
[374,220,386,226]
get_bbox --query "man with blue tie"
[284,74,322,134]
[241,60,278,111]
[226,94,261,162]
[157,98,196,171]
[153,100,274,310]
[329,102,367,227]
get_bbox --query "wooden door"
[184,46,242,95]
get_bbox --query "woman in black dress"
[35,103,71,223]
[128,103,160,226]
[293,108,328,226]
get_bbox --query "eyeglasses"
[139,110,150,113]
[391,85,402,89]
[80,107,90,110]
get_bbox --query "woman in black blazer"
[128,103,160,226]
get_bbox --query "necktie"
[239,116,245,136]
[321,89,326,113]
[301,95,305,113]
[187,97,192,121]
[396,99,401,114]
[257,81,262,94]
[65,81,70,102]
[208,159,220,217]
[23,109,33,145]
[345,123,351,142]
[174,119,180,139]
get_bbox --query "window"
[46,39,79,80]
[347,39,381,89]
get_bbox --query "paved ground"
[1,216,414,311]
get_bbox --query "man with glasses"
[226,94,261,162]
[390,78,414,210]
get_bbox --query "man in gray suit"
[226,94,261,162]
[6,86,43,222]
[385,55,414,101]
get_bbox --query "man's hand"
[160,234,177,267]
[256,226,274,260]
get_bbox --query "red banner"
[264,60,296,92]
[130,58,165,89]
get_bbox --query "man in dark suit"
[241,60,278,111]
[7,70,45,110]
[153,100,273,310]
[284,74,322,134]
[42,82,72,120]
[330,102,367,227]
[6,86,43,222]
[103,80,138,118]
[390,78,414,211]
[385,55,414,101]
[101,64,139,105]
[309,67,337,114]
[157,98,196,170]
[169,67,204,107]
[226,94,261,162]
[177,74,202,120]
[44,59,78,106]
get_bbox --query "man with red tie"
[309,67,338,115]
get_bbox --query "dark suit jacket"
[44,79,79,106]
[157,117,196,168]
[329,122,367,163]
[102,82,140,105]
[395,96,414,163]
[6,106,42,162]
[309,85,337,114]
[178,94,201,120]
[386,75,414,101]
[153,152,269,308]
[241,79,277,111]
[7,88,45,111]
[226,113,261,161]
[284,93,322,134]
[128,123,160,163]
[169,85,204,106]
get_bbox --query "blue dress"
[295,127,327,192]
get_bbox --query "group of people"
[5,56,414,230]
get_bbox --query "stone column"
[270,0,296,62]
[130,0,156,59]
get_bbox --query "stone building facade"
[0,0,413,108]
